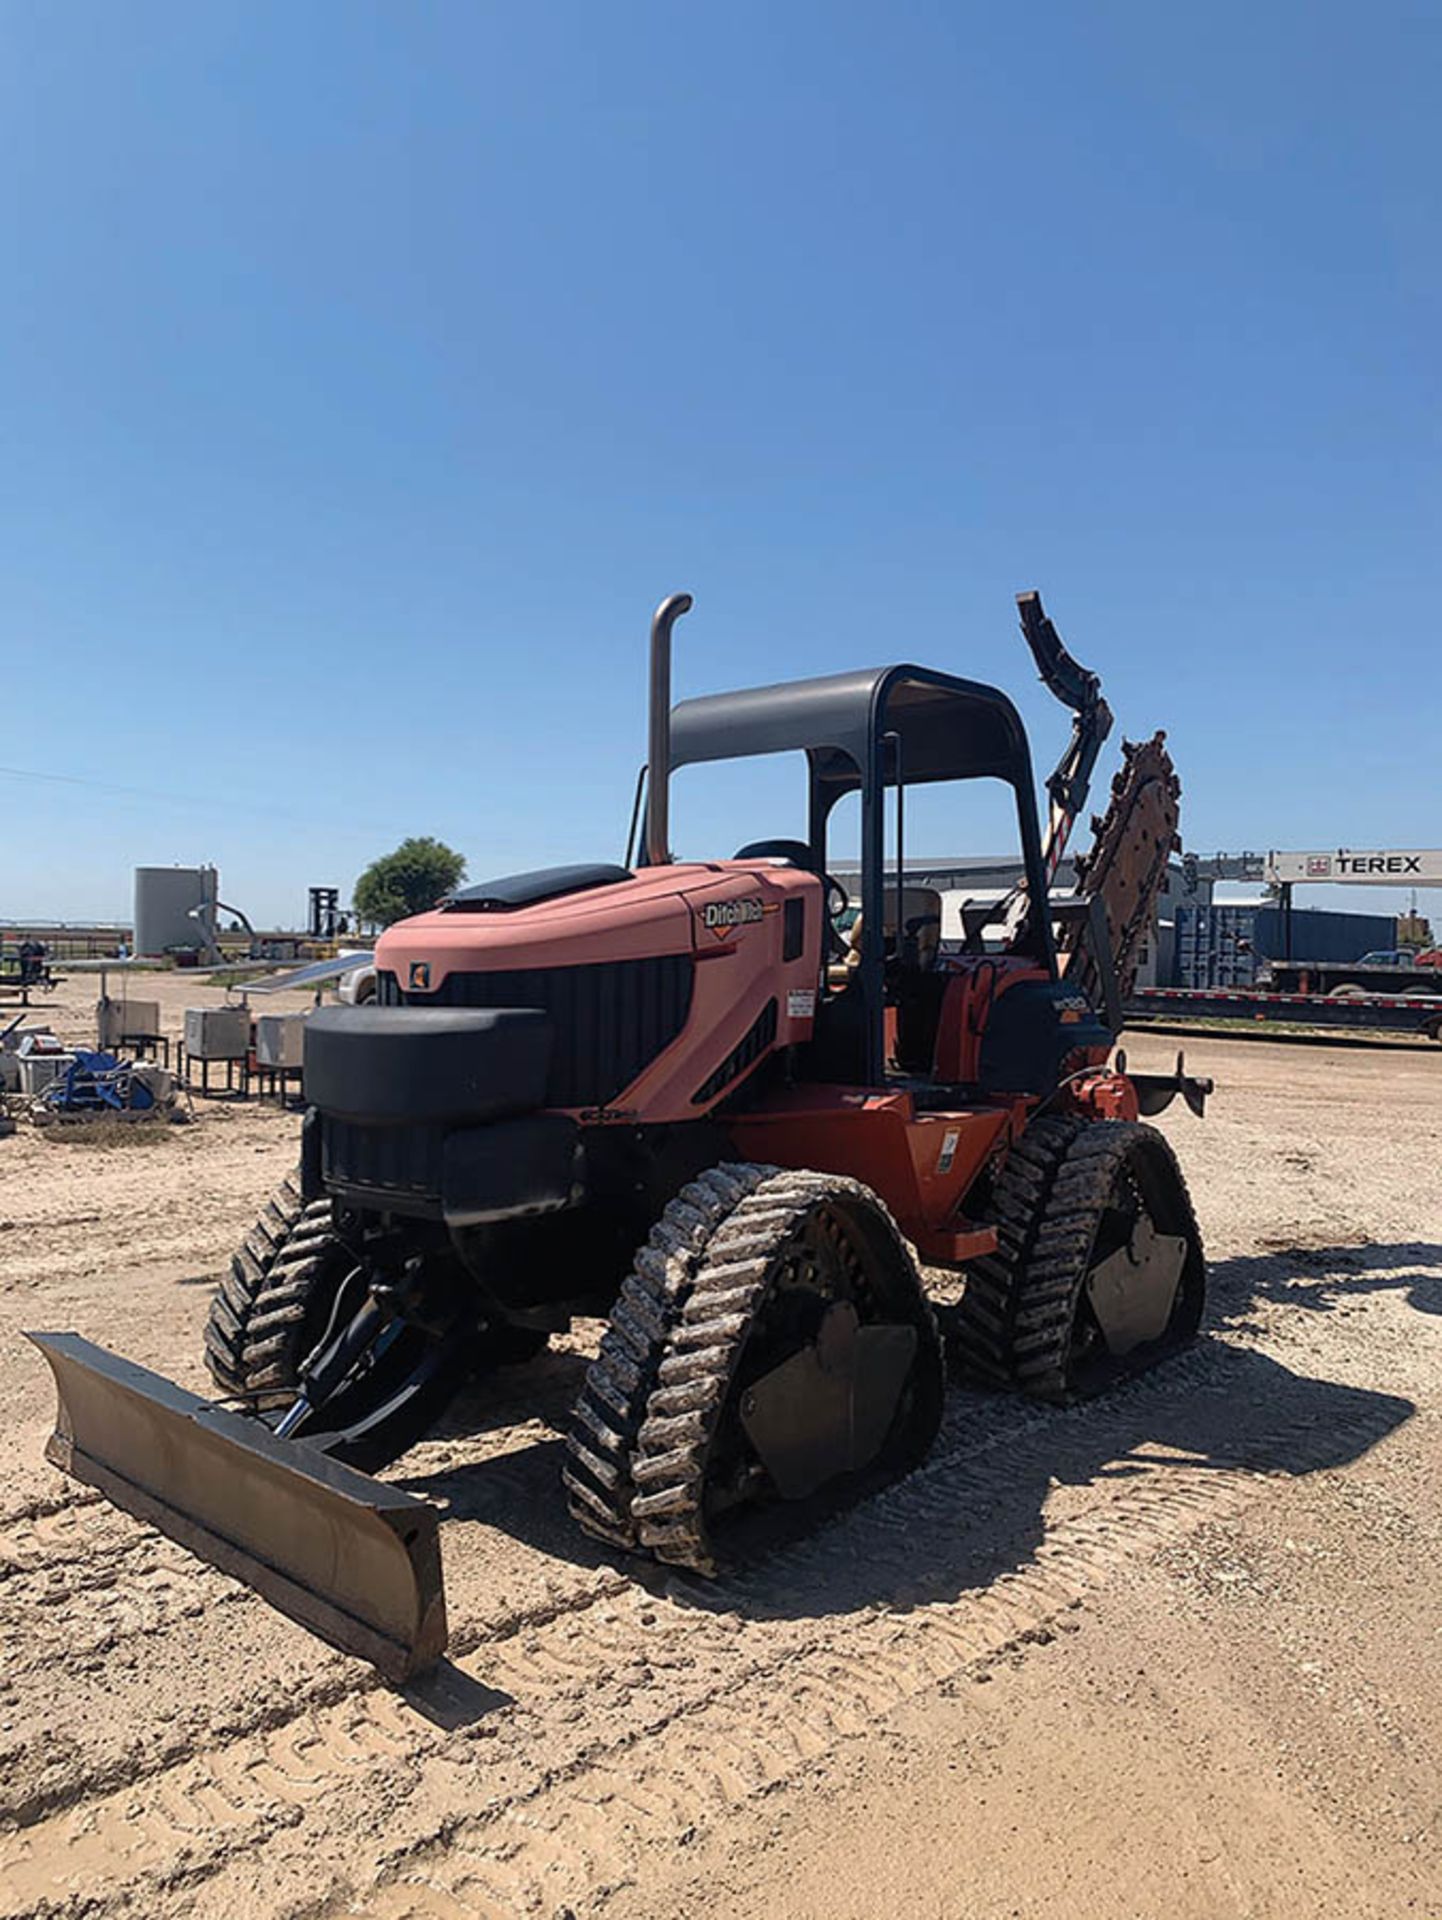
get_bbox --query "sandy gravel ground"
[1,971,1438,1918]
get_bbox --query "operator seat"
[829,887,946,1073]
[836,886,943,976]
[812,885,944,1084]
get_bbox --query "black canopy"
[669,664,1033,808]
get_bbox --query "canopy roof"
[668,664,1031,800]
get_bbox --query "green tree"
[353,837,467,928]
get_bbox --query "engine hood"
[377,862,728,984]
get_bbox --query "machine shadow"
[426,1346,590,1443]
[397,1333,1414,1627]
[401,1660,513,1730]
[719,1344,1412,1626]
[1206,1240,1442,1322]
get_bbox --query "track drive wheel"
[204,1173,543,1472]
[564,1164,943,1574]
[951,1113,1085,1385]
[956,1120,1204,1400]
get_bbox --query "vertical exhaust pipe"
[644,592,693,866]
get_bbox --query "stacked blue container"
[1172,904,1395,989]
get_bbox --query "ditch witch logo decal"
[699,896,772,942]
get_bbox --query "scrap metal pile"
[1,1016,181,1130]
[30,1050,179,1124]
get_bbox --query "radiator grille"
[692,998,778,1106]
[322,1117,444,1201]
[377,953,693,1109]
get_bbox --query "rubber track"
[1009,1120,1203,1401]
[635,1168,941,1572]
[951,1112,1084,1385]
[563,1164,774,1551]
[203,1173,340,1398]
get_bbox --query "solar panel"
[240,952,374,995]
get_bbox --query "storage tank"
[134,866,218,957]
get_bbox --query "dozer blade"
[25,1331,447,1682]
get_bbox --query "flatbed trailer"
[1262,958,1442,998]
[1129,985,1442,1041]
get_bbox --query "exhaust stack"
[644,592,693,866]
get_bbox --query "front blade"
[25,1331,447,1682]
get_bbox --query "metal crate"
[183,1007,250,1061]
[255,1013,306,1071]
[97,998,162,1050]
[19,1053,77,1097]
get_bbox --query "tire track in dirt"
[0,1351,583,1647]
[0,1491,269,1708]
[0,1490,207,1585]
[0,1496,236,1686]
[1,1541,245,1669]
[0,1486,105,1538]
[341,1394,1398,1920]
[0,1451,617,1830]
[0,1441,565,1687]
[1,1343,1404,1920]
[0,1568,636,1914]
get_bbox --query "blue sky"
[2,1,1438,928]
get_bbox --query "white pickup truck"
[336,958,378,1004]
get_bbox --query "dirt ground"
[1,970,1439,1919]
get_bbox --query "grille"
[322,1117,444,1201]
[692,998,778,1105]
[377,953,693,1109]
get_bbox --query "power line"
[0,762,391,834]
